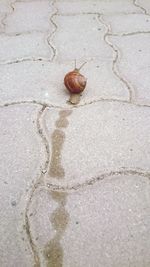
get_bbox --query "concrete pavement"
[0,0,150,266]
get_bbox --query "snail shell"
[64,69,87,94]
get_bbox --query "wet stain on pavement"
[44,239,63,267]
[49,129,65,178]
[49,110,72,178]
[55,110,72,128]
[45,110,72,266]
[44,192,69,267]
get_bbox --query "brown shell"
[64,70,87,94]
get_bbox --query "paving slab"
[0,0,150,266]
[0,61,70,105]
[0,33,51,62]
[56,0,141,15]
[43,102,150,187]
[28,175,150,267]
[0,59,128,106]
[109,34,150,105]
[136,0,150,14]
[103,14,150,34]
[0,0,12,33]
[0,104,46,266]
[0,13,5,32]
[53,14,111,62]
[0,0,13,14]
[3,1,53,34]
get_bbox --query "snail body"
[64,61,87,105]
[64,69,87,94]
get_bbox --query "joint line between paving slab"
[53,11,147,16]
[47,0,58,61]
[0,0,58,62]
[133,0,150,16]
[24,105,50,267]
[108,31,150,37]
[0,30,49,37]
[0,0,15,31]
[31,169,150,193]
[1,99,150,110]
[0,57,51,65]
[98,14,135,102]
[18,169,150,194]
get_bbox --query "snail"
[64,61,87,105]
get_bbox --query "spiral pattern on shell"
[64,70,87,94]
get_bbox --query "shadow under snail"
[64,61,87,105]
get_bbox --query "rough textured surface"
[109,34,150,105]
[0,60,128,106]
[28,175,150,267]
[0,0,150,266]
[0,33,51,62]
[3,1,53,33]
[53,15,111,61]
[0,104,46,266]
[137,0,150,14]
[56,0,141,14]
[103,14,150,34]
[44,102,150,187]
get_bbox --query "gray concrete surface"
[0,0,150,267]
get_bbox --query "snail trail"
[49,110,72,179]
[44,110,72,267]
[44,192,69,267]
[49,129,65,178]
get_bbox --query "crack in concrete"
[17,0,49,2]
[26,168,150,194]
[0,55,105,65]
[37,106,50,173]
[108,31,150,37]
[133,0,150,16]
[98,14,135,103]
[1,98,150,110]
[0,100,44,108]
[0,57,50,65]
[0,0,15,32]
[47,0,58,62]
[0,56,100,66]
[0,100,62,109]
[46,169,150,192]
[57,12,99,16]
[0,30,49,37]
[0,13,7,32]
[55,12,144,16]
[78,98,129,108]
[24,105,50,267]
